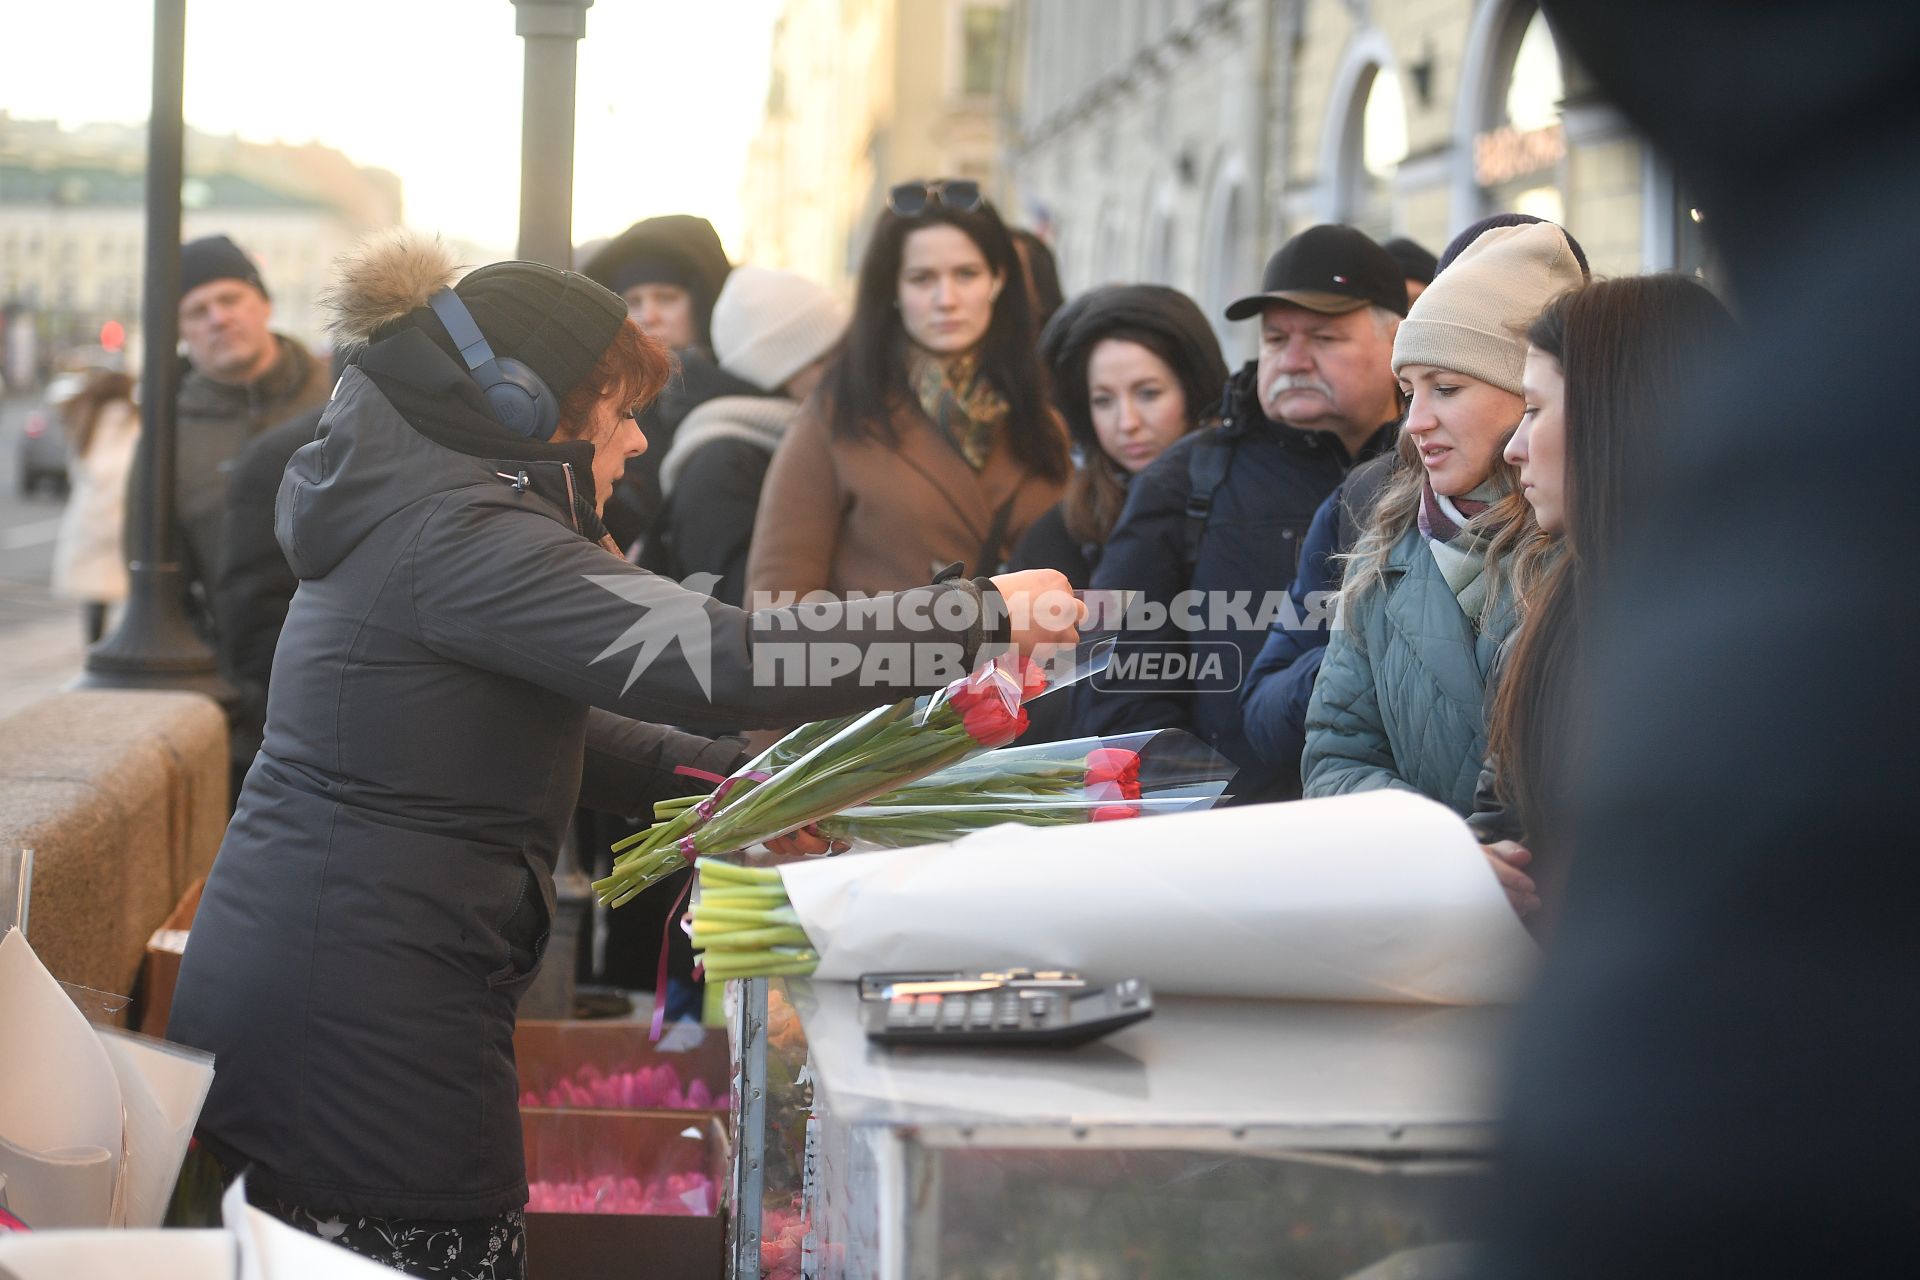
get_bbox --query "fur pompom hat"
[323,229,627,404]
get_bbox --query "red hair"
[555,318,674,439]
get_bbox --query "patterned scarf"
[907,345,1009,471]
[1417,477,1501,618]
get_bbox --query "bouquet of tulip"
[688,792,1541,1003]
[810,730,1235,851]
[595,653,1050,908]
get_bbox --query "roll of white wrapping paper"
[780,790,1540,1004]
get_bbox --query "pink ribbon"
[673,764,729,785]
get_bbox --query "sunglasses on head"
[886,179,984,217]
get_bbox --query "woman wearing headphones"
[167,232,1078,1278]
[746,180,1070,604]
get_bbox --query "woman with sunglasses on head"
[1301,220,1584,820]
[1474,275,1735,923]
[166,231,1080,1279]
[746,180,1071,606]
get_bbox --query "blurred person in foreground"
[1485,1,1920,1276]
[1077,225,1407,801]
[124,233,331,632]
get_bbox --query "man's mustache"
[1264,374,1335,402]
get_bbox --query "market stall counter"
[731,976,1508,1280]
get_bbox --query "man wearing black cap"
[126,233,332,640]
[581,214,759,549]
[1077,225,1406,800]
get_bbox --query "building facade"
[0,115,401,377]
[741,0,1014,288]
[1008,0,1708,359]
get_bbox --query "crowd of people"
[88,154,1739,1273]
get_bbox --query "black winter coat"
[125,337,331,630]
[1008,500,1098,590]
[215,405,325,777]
[1074,361,1395,797]
[169,360,1007,1219]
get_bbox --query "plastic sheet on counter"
[782,791,1540,1003]
[781,977,1510,1133]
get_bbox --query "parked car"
[17,373,82,497]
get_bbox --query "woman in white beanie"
[1301,219,1585,820]
[638,265,850,605]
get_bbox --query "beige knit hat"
[1390,221,1584,394]
[711,265,850,393]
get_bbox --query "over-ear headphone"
[427,287,560,441]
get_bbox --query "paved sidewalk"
[0,580,83,721]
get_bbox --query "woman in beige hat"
[1301,220,1586,829]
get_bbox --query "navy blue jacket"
[1074,361,1395,798]
[1239,452,1399,782]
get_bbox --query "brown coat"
[746,397,1066,602]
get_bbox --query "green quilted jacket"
[1301,527,1516,816]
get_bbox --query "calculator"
[857,969,1153,1048]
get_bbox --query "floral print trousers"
[254,1195,526,1280]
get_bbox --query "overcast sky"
[0,0,782,257]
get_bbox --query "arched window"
[1201,156,1250,356]
[1468,3,1567,223]
[1321,29,1405,237]
[1141,182,1177,285]
[1348,66,1409,238]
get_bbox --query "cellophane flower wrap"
[594,710,861,907]
[687,730,1237,981]
[812,730,1235,850]
[596,653,1050,907]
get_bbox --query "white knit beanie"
[1391,221,1584,394]
[710,265,850,393]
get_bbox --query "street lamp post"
[512,0,594,268]
[78,0,230,703]
[511,0,595,1019]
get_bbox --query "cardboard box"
[136,877,204,1037]
[513,1018,731,1113]
[521,1109,729,1280]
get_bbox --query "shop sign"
[1475,122,1567,187]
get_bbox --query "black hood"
[580,215,732,348]
[1040,284,1228,455]
[279,349,601,580]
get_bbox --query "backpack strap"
[1182,428,1236,574]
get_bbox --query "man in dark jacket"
[581,214,742,549]
[125,234,332,635]
[1485,3,1920,1278]
[1076,226,1406,799]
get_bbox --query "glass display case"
[732,978,1508,1280]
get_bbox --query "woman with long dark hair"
[1010,284,1227,588]
[747,181,1070,601]
[1480,275,1734,917]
